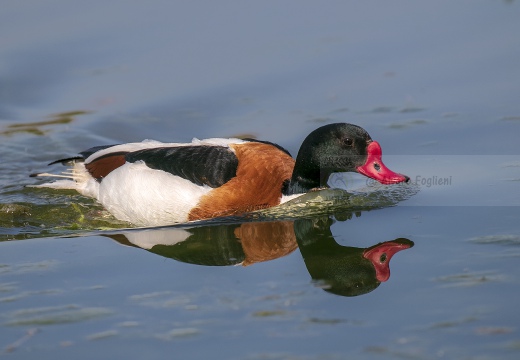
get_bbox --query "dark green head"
[285,123,409,195]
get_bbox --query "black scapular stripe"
[125,145,239,188]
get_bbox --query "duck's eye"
[374,163,381,171]
[342,138,353,147]
[380,253,387,263]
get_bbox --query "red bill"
[356,141,409,184]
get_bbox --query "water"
[1,1,520,359]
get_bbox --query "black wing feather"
[125,145,238,188]
[80,144,120,159]
[46,144,121,166]
[47,156,85,166]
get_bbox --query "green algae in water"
[434,270,504,288]
[86,330,119,341]
[4,304,113,326]
[0,111,90,136]
[252,310,287,318]
[469,234,520,246]
[0,204,31,217]
[156,328,200,340]
[1,196,131,240]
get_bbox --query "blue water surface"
[1,1,520,359]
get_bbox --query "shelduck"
[31,123,409,226]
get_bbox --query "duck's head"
[285,123,409,194]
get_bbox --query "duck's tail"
[28,157,95,195]
[30,156,83,180]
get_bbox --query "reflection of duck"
[32,123,408,226]
[294,218,413,297]
[108,215,413,297]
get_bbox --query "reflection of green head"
[294,218,412,297]
[307,252,381,297]
[295,218,380,296]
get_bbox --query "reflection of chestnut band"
[235,221,297,266]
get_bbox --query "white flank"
[98,162,212,226]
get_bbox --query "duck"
[31,123,409,226]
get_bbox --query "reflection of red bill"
[363,239,414,282]
[357,141,410,184]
